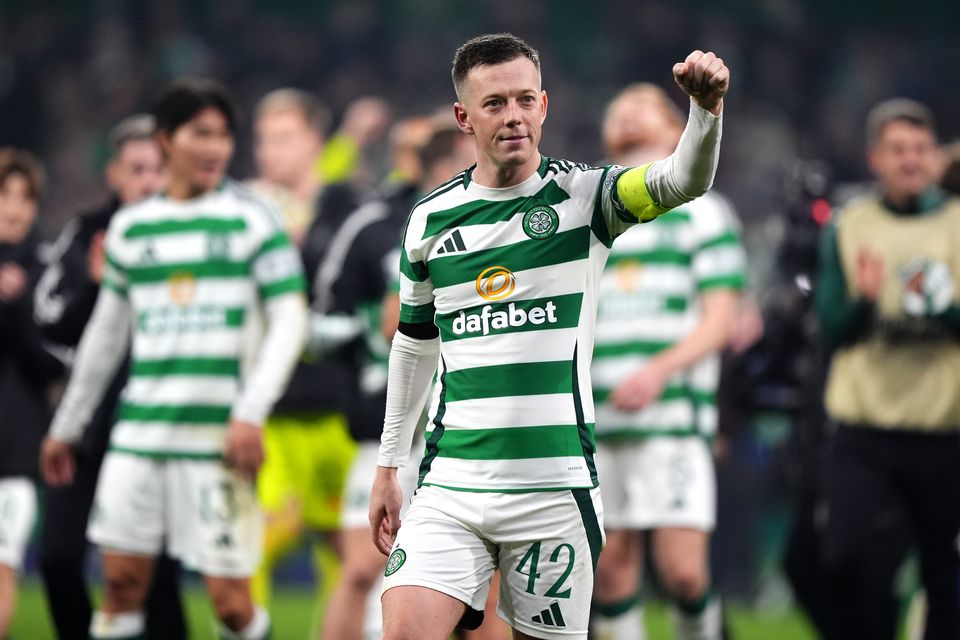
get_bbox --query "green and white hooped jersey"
[101,180,306,458]
[399,156,642,492]
[592,191,746,440]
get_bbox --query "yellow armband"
[616,163,671,222]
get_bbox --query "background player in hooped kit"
[40,79,309,640]
[590,84,746,640]
[369,33,729,640]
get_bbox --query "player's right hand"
[369,466,403,555]
[225,419,265,482]
[40,436,76,486]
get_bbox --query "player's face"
[0,173,38,244]
[107,139,166,205]
[254,109,322,190]
[869,121,939,201]
[603,96,679,165]
[455,57,547,176]
[162,106,234,196]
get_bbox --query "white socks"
[90,610,145,639]
[674,594,722,640]
[217,606,271,640]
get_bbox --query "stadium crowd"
[1,3,960,640]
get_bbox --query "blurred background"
[2,0,959,637]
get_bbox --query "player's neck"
[291,172,321,204]
[166,179,215,201]
[473,153,541,189]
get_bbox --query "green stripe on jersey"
[697,273,747,290]
[130,357,239,377]
[126,260,248,284]
[593,384,693,405]
[109,446,222,460]
[400,251,429,283]
[428,226,590,289]
[606,248,692,269]
[593,340,672,359]
[118,403,231,424]
[259,275,307,298]
[124,217,247,239]
[254,232,292,258]
[444,361,572,402]
[699,231,741,251]
[421,180,570,239]
[399,301,436,323]
[653,210,692,224]
[429,424,587,460]
[436,293,582,341]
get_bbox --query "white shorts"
[382,485,604,639]
[87,452,262,577]
[0,477,37,572]
[595,437,715,531]
[341,439,423,530]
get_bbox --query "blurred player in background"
[817,98,960,640]
[40,78,308,640]
[369,33,728,640]
[321,117,484,640]
[33,114,188,640]
[0,148,67,640]
[590,84,745,640]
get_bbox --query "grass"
[11,578,817,639]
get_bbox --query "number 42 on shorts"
[515,541,575,598]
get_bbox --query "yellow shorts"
[257,413,358,532]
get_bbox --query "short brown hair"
[866,98,936,148]
[0,147,46,200]
[254,88,332,136]
[451,33,540,100]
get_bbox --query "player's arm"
[41,286,132,485]
[371,230,439,554]
[610,290,738,410]
[616,51,728,222]
[815,222,876,351]
[230,226,310,479]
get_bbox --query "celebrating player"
[40,79,308,640]
[369,33,729,640]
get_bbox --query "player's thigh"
[167,459,262,578]
[0,478,36,572]
[594,529,643,598]
[496,488,603,640]
[87,452,165,557]
[382,584,466,640]
[339,526,389,587]
[382,486,497,616]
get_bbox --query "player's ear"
[454,103,474,136]
[540,91,548,124]
[155,131,172,159]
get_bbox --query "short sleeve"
[397,212,436,324]
[250,203,308,300]
[102,220,129,297]
[691,196,747,291]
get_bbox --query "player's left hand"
[225,419,265,481]
[610,363,669,412]
[673,50,729,116]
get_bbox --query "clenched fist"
[673,50,729,116]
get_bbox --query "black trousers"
[38,447,187,640]
[824,424,960,640]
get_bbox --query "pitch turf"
[11,579,817,639]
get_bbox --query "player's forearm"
[645,289,739,378]
[231,293,309,425]
[643,101,722,210]
[378,330,440,467]
[48,288,131,443]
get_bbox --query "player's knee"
[595,551,638,598]
[341,561,381,594]
[103,567,148,609]
[208,582,254,631]
[663,563,707,602]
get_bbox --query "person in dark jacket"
[0,147,66,639]
[32,115,187,640]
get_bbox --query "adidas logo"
[531,602,566,628]
[436,229,467,255]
